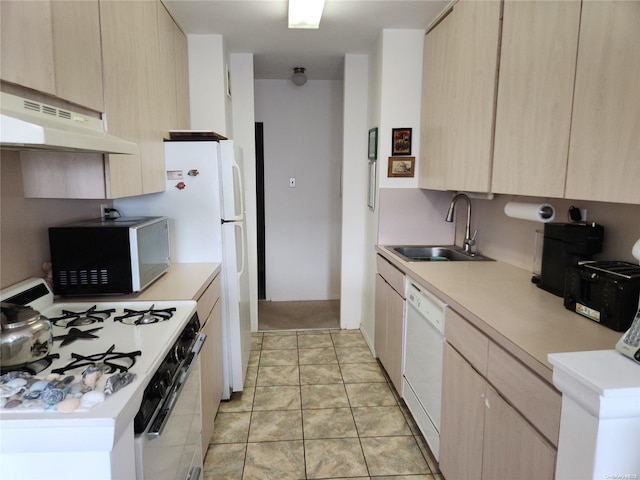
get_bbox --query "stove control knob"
[157,369,172,397]
[173,344,187,363]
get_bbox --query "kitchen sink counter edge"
[376,245,621,383]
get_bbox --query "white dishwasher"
[403,281,446,460]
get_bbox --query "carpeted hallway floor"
[258,300,340,331]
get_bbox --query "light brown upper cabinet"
[419,0,501,193]
[0,0,104,112]
[491,1,581,197]
[565,1,640,205]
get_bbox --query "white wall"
[340,54,370,330]
[254,79,343,301]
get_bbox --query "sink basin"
[389,245,494,262]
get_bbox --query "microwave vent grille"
[57,269,109,288]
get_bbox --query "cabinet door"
[0,0,55,95]
[482,387,556,479]
[440,343,485,480]
[491,0,580,197]
[200,298,223,458]
[419,9,454,191]
[51,0,104,112]
[419,0,500,192]
[174,23,191,129]
[565,1,640,204]
[385,285,405,393]
[374,274,389,366]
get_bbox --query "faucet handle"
[467,229,478,248]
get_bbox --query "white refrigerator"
[115,139,251,399]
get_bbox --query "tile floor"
[203,329,443,479]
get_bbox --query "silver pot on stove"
[1,303,53,367]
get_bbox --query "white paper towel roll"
[504,201,555,222]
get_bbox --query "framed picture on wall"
[368,127,378,161]
[391,128,412,155]
[387,156,415,178]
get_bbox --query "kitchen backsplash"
[378,188,640,272]
[0,151,106,288]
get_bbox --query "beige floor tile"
[335,346,376,364]
[297,334,334,349]
[345,383,398,407]
[262,334,298,350]
[352,406,413,437]
[256,365,299,386]
[299,364,343,384]
[259,349,299,366]
[415,433,441,474]
[360,436,430,476]
[250,334,263,351]
[298,347,338,365]
[248,410,303,442]
[340,362,387,383]
[301,384,350,409]
[244,366,258,388]
[243,440,305,480]
[296,329,333,335]
[212,412,251,444]
[203,443,246,479]
[305,438,369,479]
[247,349,260,367]
[331,331,368,348]
[218,387,255,413]
[303,407,358,439]
[253,385,301,411]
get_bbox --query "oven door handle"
[146,333,207,439]
[187,466,202,480]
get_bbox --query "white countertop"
[376,246,622,382]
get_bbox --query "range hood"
[0,92,137,154]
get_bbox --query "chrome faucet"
[446,193,477,253]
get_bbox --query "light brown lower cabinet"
[196,273,222,458]
[374,255,406,394]
[440,310,559,480]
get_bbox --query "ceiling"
[163,0,450,80]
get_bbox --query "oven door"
[135,335,205,480]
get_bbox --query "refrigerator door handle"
[236,221,246,281]
[232,160,244,221]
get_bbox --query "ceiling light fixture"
[291,67,307,86]
[288,0,326,29]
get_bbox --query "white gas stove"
[0,278,203,480]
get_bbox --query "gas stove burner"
[53,326,103,347]
[49,306,116,327]
[114,304,176,325]
[0,354,60,376]
[51,345,141,375]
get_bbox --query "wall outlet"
[289,177,296,188]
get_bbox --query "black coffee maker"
[538,222,604,297]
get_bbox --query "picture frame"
[387,156,415,178]
[391,128,412,155]
[368,160,377,210]
[368,127,378,161]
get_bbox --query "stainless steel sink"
[389,245,494,262]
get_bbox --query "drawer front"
[376,254,405,297]
[445,307,489,376]
[487,343,561,446]
[197,273,220,322]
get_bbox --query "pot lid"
[0,302,43,329]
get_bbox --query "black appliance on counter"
[538,222,604,297]
[564,261,640,332]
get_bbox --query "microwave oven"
[49,216,170,295]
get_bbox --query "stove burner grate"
[0,354,60,376]
[49,306,115,327]
[114,304,176,325]
[53,326,102,346]
[51,345,141,375]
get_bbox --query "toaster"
[564,261,640,332]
